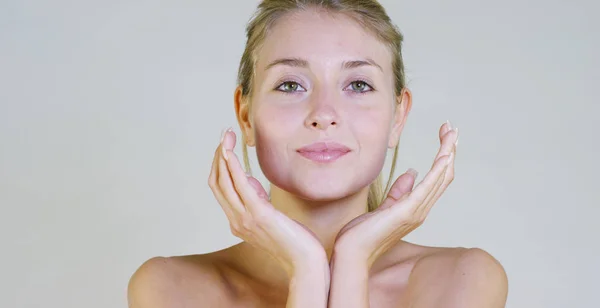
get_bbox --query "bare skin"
[127,124,507,307]
[128,8,508,308]
[128,240,505,307]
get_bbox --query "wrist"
[289,252,330,282]
[288,259,331,306]
[328,247,370,308]
[289,267,330,289]
[332,243,370,269]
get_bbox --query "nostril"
[312,122,318,127]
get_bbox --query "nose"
[304,98,340,131]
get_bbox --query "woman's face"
[245,10,402,201]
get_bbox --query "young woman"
[128,1,508,307]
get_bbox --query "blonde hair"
[237,0,406,211]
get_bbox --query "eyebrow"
[265,58,309,70]
[342,58,383,72]
[264,57,383,72]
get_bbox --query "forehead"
[255,9,392,73]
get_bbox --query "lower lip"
[298,150,350,163]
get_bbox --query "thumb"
[246,174,271,202]
[378,168,418,210]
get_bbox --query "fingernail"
[220,128,227,143]
[454,127,459,147]
[222,146,228,161]
[446,120,453,130]
[407,168,418,178]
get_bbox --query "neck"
[270,184,370,259]
[234,184,370,290]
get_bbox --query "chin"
[295,182,355,201]
[275,173,371,202]
[258,153,384,203]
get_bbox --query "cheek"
[350,106,393,176]
[349,106,392,149]
[253,104,302,145]
[252,105,302,182]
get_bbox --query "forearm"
[327,253,370,308]
[286,260,331,308]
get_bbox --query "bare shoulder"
[127,253,233,308]
[407,246,508,307]
[411,246,507,284]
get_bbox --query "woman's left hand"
[332,122,459,268]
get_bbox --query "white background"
[1,0,598,307]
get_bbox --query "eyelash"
[275,79,375,96]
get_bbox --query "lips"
[296,142,351,163]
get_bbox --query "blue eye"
[276,81,306,93]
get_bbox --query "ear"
[234,85,255,147]
[388,88,412,148]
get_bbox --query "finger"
[208,131,239,223]
[400,153,452,213]
[434,123,458,163]
[387,169,418,200]
[439,121,453,143]
[222,130,268,215]
[223,133,269,200]
[208,130,225,189]
[212,178,239,227]
[409,122,456,210]
[247,175,271,202]
[217,132,247,214]
[417,154,451,219]
[209,128,234,187]
[378,169,418,210]
[421,129,458,210]
[419,145,457,218]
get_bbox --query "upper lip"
[297,142,351,153]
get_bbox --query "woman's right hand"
[208,128,327,277]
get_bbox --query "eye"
[275,81,307,93]
[345,80,374,93]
